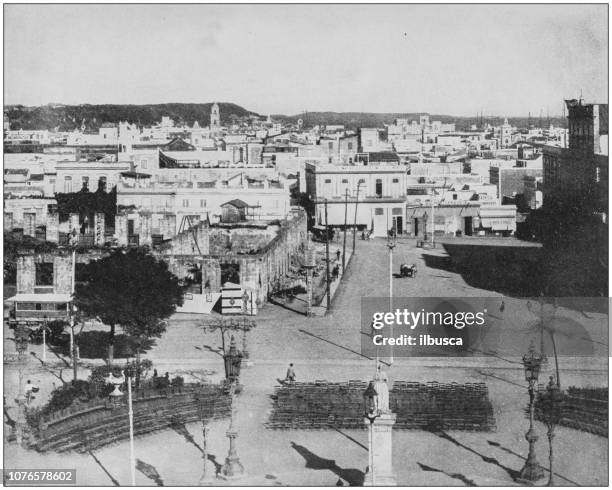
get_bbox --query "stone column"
[167,215,177,238]
[16,256,35,294]
[196,225,210,255]
[53,256,72,295]
[4,212,14,231]
[139,214,152,247]
[94,213,105,246]
[363,413,397,486]
[115,214,128,247]
[68,213,80,236]
[46,213,60,244]
[24,213,36,237]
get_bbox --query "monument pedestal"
[218,430,246,481]
[364,413,397,486]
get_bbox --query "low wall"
[28,382,231,453]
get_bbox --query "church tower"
[210,103,220,130]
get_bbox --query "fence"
[266,380,496,431]
[28,382,231,453]
[535,389,608,438]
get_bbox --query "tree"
[74,249,184,367]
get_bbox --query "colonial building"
[305,162,407,236]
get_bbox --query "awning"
[6,294,71,303]
[479,218,515,230]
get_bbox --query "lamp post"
[539,379,564,486]
[363,381,379,487]
[124,361,136,487]
[386,230,396,365]
[14,325,29,445]
[197,390,210,483]
[42,315,47,364]
[352,181,363,254]
[518,341,544,482]
[220,336,245,480]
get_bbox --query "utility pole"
[127,367,136,486]
[352,182,362,254]
[324,199,331,311]
[342,189,348,272]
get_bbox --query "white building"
[305,162,407,236]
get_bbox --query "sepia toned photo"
[2,3,609,487]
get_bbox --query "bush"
[29,320,67,346]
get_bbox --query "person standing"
[285,363,296,383]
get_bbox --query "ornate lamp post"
[539,379,564,486]
[124,361,137,486]
[363,381,379,487]
[517,341,544,483]
[197,390,211,484]
[220,336,245,480]
[14,325,30,445]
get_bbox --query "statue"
[372,363,390,414]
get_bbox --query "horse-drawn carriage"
[400,263,417,278]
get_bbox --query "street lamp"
[197,390,211,483]
[363,381,379,487]
[517,341,544,483]
[223,335,243,386]
[539,378,564,486]
[14,325,30,445]
[124,361,137,487]
[220,335,245,480]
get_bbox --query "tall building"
[543,99,608,212]
[210,103,220,130]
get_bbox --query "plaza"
[4,237,608,486]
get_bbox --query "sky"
[3,4,608,116]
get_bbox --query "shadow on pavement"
[88,450,120,486]
[417,461,477,486]
[486,440,579,486]
[290,441,364,486]
[430,430,520,481]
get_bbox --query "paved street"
[4,238,608,486]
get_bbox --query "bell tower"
[210,103,220,130]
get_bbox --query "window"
[35,263,54,286]
[140,159,148,169]
[81,176,89,190]
[200,199,206,208]
[348,142,353,150]
[64,176,72,193]
[324,179,332,184]
[375,179,383,197]
[392,178,399,183]
[328,142,333,150]
[453,194,458,200]
[375,208,384,215]
[341,179,348,184]
[182,199,189,208]
[98,176,107,191]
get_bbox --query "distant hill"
[4,103,566,132]
[4,103,260,131]
[273,112,566,131]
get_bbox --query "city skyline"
[4,4,608,116]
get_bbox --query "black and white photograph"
[2,3,609,487]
